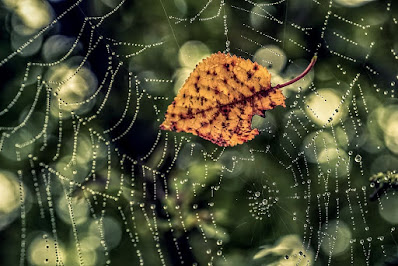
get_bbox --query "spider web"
[0,0,397,265]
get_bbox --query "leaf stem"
[272,55,317,89]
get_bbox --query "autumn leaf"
[160,52,317,147]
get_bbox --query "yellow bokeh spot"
[306,89,343,127]
[321,220,352,256]
[335,0,375,7]
[28,234,65,265]
[375,105,398,154]
[379,193,398,224]
[254,45,286,74]
[178,40,210,69]
[48,64,97,114]
[3,0,52,31]
[0,171,20,214]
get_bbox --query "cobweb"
[0,0,397,265]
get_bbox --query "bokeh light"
[321,220,352,256]
[379,193,398,224]
[334,0,375,8]
[0,171,21,230]
[48,64,98,114]
[305,89,344,127]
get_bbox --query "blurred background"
[0,0,398,265]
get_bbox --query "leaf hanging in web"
[160,52,316,147]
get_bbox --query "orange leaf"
[160,52,316,147]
